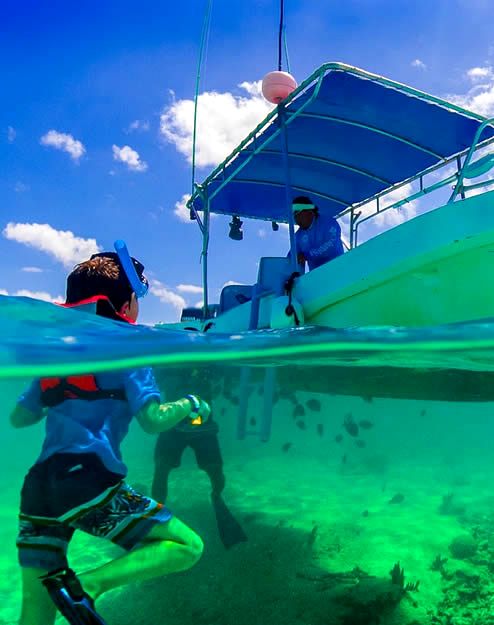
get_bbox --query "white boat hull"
[208,191,494,332]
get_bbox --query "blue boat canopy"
[188,63,494,223]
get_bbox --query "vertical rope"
[191,0,213,197]
[283,24,291,74]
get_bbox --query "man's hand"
[190,396,211,422]
[297,252,306,265]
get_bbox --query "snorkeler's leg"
[152,430,185,502]
[79,516,203,599]
[19,567,57,625]
[192,432,226,496]
[194,434,247,549]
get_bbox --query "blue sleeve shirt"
[17,367,161,476]
[295,213,344,270]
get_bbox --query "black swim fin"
[41,568,108,625]
[212,495,248,550]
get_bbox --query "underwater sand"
[2,385,494,625]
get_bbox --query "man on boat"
[11,244,209,625]
[290,195,344,270]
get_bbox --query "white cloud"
[0,288,61,302]
[411,59,427,70]
[193,300,204,308]
[21,266,43,273]
[14,181,29,193]
[160,81,273,168]
[40,130,85,161]
[448,65,494,116]
[149,279,186,313]
[127,120,150,133]
[112,145,148,172]
[356,183,418,242]
[174,193,192,222]
[15,289,61,303]
[466,66,493,82]
[3,222,101,267]
[7,126,16,143]
[176,284,203,294]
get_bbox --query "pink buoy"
[262,70,297,104]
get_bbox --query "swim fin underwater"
[212,494,248,549]
[41,568,108,625]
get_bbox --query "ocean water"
[2,296,494,624]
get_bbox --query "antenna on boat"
[190,0,213,218]
[261,1,296,104]
[278,0,284,71]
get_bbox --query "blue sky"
[2,0,494,323]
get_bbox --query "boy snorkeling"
[11,242,210,625]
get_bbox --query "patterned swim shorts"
[17,453,172,571]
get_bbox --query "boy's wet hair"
[66,256,133,320]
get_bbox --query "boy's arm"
[10,380,45,428]
[136,397,194,434]
[10,405,45,428]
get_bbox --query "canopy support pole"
[197,186,210,319]
[279,104,298,273]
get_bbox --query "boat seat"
[256,257,298,296]
[219,284,254,314]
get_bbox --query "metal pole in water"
[201,189,210,318]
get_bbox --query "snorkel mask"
[90,240,149,299]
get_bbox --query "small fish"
[249,417,256,426]
[306,399,321,412]
[293,404,306,418]
[388,493,405,504]
[334,434,343,444]
[316,423,324,437]
[231,396,239,406]
[281,442,292,453]
[221,408,226,416]
[359,420,373,429]
[362,510,369,517]
[420,408,427,416]
[355,439,366,448]
[258,387,264,396]
[295,420,306,430]
[362,396,374,404]
[341,454,347,465]
[343,413,359,437]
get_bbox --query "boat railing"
[345,117,494,247]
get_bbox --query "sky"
[2,0,494,324]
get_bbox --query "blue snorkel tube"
[114,240,148,299]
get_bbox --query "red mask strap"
[58,295,136,324]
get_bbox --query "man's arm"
[10,405,45,429]
[136,396,210,435]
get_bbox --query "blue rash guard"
[294,213,344,270]
[17,368,161,476]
